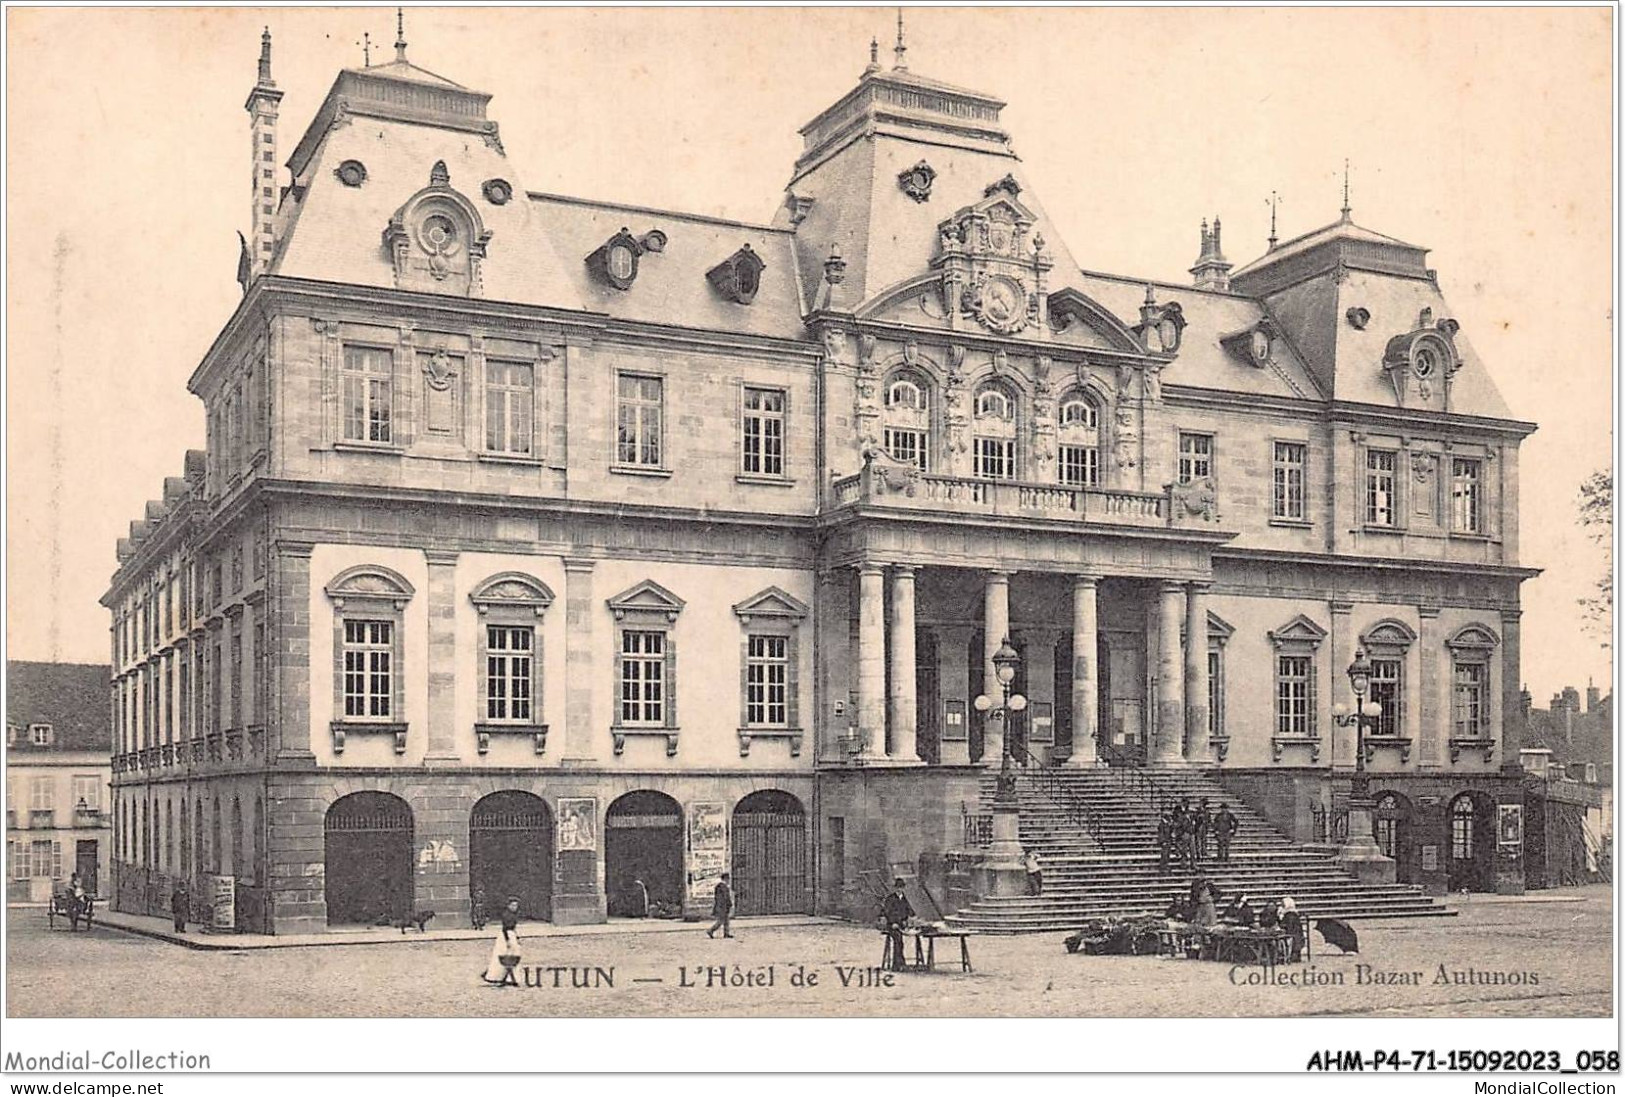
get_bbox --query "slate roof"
[6,661,111,755]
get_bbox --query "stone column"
[888,565,918,763]
[1152,581,1185,765]
[270,541,314,765]
[856,562,887,760]
[937,625,973,766]
[1184,581,1211,765]
[1417,604,1441,768]
[982,570,1012,765]
[422,551,461,763]
[562,558,597,762]
[1329,601,1355,769]
[1067,576,1100,767]
[1499,608,1524,773]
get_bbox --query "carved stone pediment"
[1382,315,1462,406]
[931,187,1052,336]
[383,162,492,298]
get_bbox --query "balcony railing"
[29,810,55,828]
[829,462,1216,531]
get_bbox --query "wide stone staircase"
[944,765,1452,934]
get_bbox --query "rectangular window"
[1369,657,1402,737]
[1366,449,1397,526]
[29,723,53,746]
[1207,649,1224,739]
[72,776,100,812]
[1178,433,1213,483]
[342,619,394,719]
[164,660,175,742]
[1275,655,1313,736]
[619,630,665,726]
[1059,444,1098,488]
[1272,441,1306,520]
[973,436,1015,480]
[484,360,534,455]
[745,635,790,727]
[485,625,534,723]
[341,346,393,443]
[615,374,664,467]
[253,621,266,724]
[9,841,27,880]
[741,387,786,477]
[230,629,244,729]
[1451,458,1482,533]
[1453,661,1488,738]
[884,428,928,472]
[1451,812,1473,860]
[31,776,54,813]
[178,659,192,739]
[31,840,58,880]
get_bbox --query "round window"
[421,215,458,254]
[1414,346,1438,378]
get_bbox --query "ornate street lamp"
[974,638,1027,808]
[972,638,1030,897]
[1329,646,1394,881]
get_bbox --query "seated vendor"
[1221,894,1257,927]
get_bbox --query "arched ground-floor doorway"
[732,790,808,915]
[1372,790,1416,884]
[1446,791,1496,893]
[605,790,683,916]
[325,791,414,925]
[470,791,554,922]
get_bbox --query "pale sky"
[5,6,1614,701]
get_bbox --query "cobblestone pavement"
[6,888,1610,1018]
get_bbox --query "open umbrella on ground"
[1314,918,1359,954]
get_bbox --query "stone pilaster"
[1417,604,1441,768]
[563,558,597,762]
[1499,608,1524,773]
[1329,600,1355,769]
[423,550,461,764]
[271,540,314,765]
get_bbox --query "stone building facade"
[103,27,1537,934]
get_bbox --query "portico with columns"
[822,516,1232,772]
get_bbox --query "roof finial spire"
[893,7,908,71]
[395,6,408,63]
[1340,158,1352,222]
[362,31,372,67]
[865,36,881,74]
[257,26,275,87]
[1267,190,1281,250]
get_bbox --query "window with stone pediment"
[1447,624,1499,741]
[607,581,685,750]
[1361,619,1417,739]
[324,565,414,750]
[470,573,554,730]
[732,587,809,750]
[1269,614,1326,739]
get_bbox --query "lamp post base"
[1335,793,1396,885]
[976,807,1030,897]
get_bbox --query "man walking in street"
[706,873,735,938]
[170,879,189,934]
[1024,848,1044,896]
[1213,803,1240,863]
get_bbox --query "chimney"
[1519,685,1533,719]
[1189,215,1232,292]
[244,27,284,283]
[1587,678,1600,713]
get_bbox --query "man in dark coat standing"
[1194,799,1213,865]
[706,873,735,938]
[1213,804,1240,863]
[1156,811,1174,875]
[170,879,189,934]
[880,877,914,971]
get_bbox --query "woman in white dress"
[481,897,523,986]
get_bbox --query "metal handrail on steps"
[1096,743,1187,818]
[1007,744,1110,850]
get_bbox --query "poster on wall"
[208,874,235,931]
[687,801,728,903]
[1498,803,1524,849]
[557,798,598,851]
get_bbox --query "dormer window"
[707,245,765,305]
[29,724,53,746]
[586,228,643,291]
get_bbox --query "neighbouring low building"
[6,661,113,902]
[103,23,1538,934]
[1520,683,1612,888]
